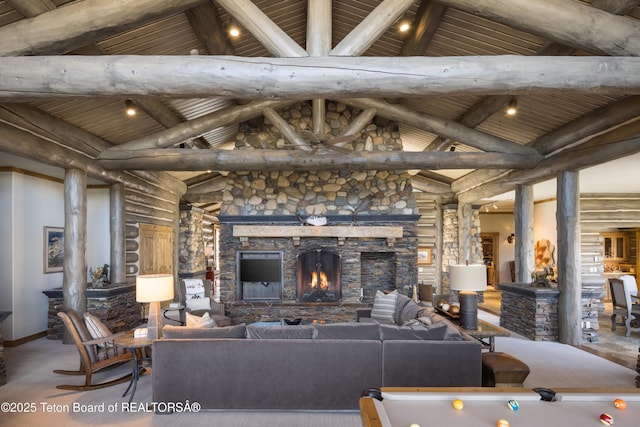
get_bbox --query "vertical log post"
[457,202,473,263]
[557,170,582,345]
[514,184,535,283]
[110,183,126,284]
[62,168,87,344]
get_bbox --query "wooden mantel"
[233,225,404,246]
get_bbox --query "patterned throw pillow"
[370,290,397,323]
[83,312,113,347]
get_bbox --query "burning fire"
[310,271,329,290]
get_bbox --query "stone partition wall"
[218,216,419,324]
[179,205,206,278]
[43,285,141,339]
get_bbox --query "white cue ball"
[409,424,420,427]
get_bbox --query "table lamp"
[136,274,174,340]
[449,263,487,330]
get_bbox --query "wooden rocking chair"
[54,309,134,391]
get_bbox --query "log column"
[457,202,473,263]
[514,184,535,282]
[557,171,582,345]
[63,168,87,343]
[110,183,126,284]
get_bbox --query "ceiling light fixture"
[506,98,518,116]
[125,99,137,117]
[398,13,412,32]
[228,19,241,38]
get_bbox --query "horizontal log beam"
[96,149,543,172]
[436,0,640,56]
[1,56,640,100]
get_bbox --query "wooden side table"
[459,319,510,352]
[114,335,152,404]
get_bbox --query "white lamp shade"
[449,264,487,292]
[136,274,174,303]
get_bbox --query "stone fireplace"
[297,249,341,302]
[216,101,420,324]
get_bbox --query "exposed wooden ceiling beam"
[185,1,234,55]
[0,0,208,55]
[96,148,543,171]
[401,0,447,56]
[107,99,292,152]
[2,56,639,100]
[451,96,640,194]
[436,0,640,56]
[216,0,307,57]
[457,119,640,202]
[331,0,414,56]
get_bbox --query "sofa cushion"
[370,290,397,323]
[313,323,381,340]
[186,311,216,328]
[428,313,465,341]
[246,324,315,339]
[379,322,447,340]
[162,323,246,339]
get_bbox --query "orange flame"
[310,271,329,290]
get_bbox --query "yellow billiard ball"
[409,424,420,427]
[613,398,627,409]
[452,399,464,410]
[497,419,510,427]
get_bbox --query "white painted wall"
[533,199,558,256]
[0,172,110,341]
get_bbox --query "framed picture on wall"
[417,246,433,265]
[44,226,64,273]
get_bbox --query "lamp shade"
[136,274,174,303]
[449,264,487,292]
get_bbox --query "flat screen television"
[240,258,281,283]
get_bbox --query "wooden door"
[139,223,173,275]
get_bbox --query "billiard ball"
[452,399,464,410]
[507,399,519,411]
[497,419,510,427]
[613,398,627,409]
[599,413,614,425]
[409,424,420,427]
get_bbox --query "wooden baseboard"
[4,331,47,347]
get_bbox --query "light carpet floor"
[1,313,638,427]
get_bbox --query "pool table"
[360,387,640,427]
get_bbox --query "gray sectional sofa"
[152,312,482,411]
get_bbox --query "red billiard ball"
[599,413,614,425]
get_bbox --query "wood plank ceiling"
[0,0,639,214]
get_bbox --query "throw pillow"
[185,311,216,328]
[83,312,113,347]
[163,324,247,339]
[184,279,206,299]
[370,290,397,323]
[186,296,211,312]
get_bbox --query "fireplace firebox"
[296,249,341,302]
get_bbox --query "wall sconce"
[507,233,515,244]
[125,99,137,117]
[506,97,518,116]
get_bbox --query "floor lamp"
[136,274,174,340]
[449,264,487,330]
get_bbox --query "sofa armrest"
[356,308,372,322]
